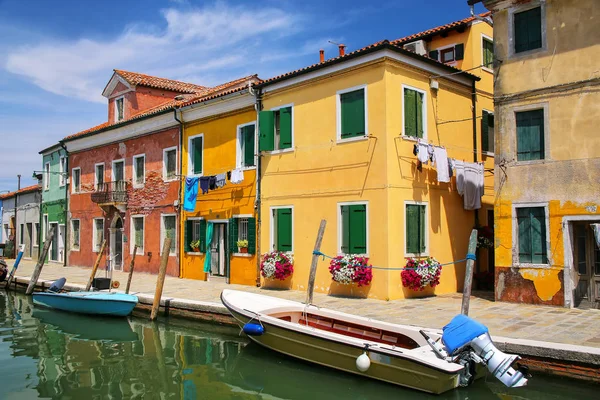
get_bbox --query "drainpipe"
[60,142,69,267]
[173,107,184,278]
[252,84,263,287]
[470,4,493,27]
[14,175,20,257]
[472,80,481,272]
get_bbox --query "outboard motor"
[442,314,528,388]
[48,277,67,292]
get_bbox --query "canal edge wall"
[8,275,600,384]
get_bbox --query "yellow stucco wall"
[179,106,258,285]
[260,27,494,300]
[489,0,600,306]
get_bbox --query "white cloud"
[4,2,305,103]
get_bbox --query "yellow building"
[478,0,600,308]
[178,76,261,285]
[255,15,495,300]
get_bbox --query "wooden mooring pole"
[85,239,106,291]
[305,220,327,306]
[460,229,479,316]
[25,226,56,295]
[150,238,172,320]
[125,245,138,294]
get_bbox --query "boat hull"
[33,291,138,317]
[222,294,463,394]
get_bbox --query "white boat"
[221,289,528,395]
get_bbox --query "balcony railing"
[91,181,128,204]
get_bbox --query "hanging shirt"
[216,173,226,188]
[433,147,450,183]
[463,162,484,210]
[183,177,199,211]
[230,168,245,184]
[199,177,210,194]
[417,143,430,164]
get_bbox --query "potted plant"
[401,257,442,291]
[329,255,373,287]
[237,239,249,253]
[189,239,200,252]
[261,251,294,280]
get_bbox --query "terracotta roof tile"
[63,75,260,142]
[0,184,39,200]
[114,69,207,94]
[391,12,492,44]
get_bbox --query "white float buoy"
[356,351,371,372]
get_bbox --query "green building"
[39,144,68,264]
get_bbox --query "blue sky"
[0,0,486,192]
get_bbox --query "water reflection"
[0,291,597,400]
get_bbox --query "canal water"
[0,291,596,400]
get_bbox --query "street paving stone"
[6,258,600,348]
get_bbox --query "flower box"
[261,251,293,281]
[401,257,442,291]
[329,255,372,287]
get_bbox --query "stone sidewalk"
[5,258,600,348]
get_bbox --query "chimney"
[319,49,325,63]
[338,44,346,56]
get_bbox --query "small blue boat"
[33,291,138,317]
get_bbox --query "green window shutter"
[259,111,275,152]
[341,89,365,139]
[192,137,203,174]
[530,207,547,264]
[515,7,542,53]
[276,209,292,252]
[247,217,256,255]
[415,91,424,138]
[404,89,416,137]
[184,220,192,252]
[481,111,489,152]
[199,219,207,253]
[406,205,419,254]
[517,208,532,263]
[428,50,439,60]
[516,109,544,161]
[243,125,255,167]
[341,206,350,254]
[418,205,426,253]
[483,39,494,68]
[279,107,292,149]
[454,43,464,60]
[348,204,367,254]
[229,218,238,253]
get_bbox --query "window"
[339,203,367,255]
[44,162,50,190]
[112,159,125,182]
[95,163,104,190]
[259,106,292,152]
[43,215,48,243]
[403,86,426,139]
[514,6,542,54]
[131,216,144,254]
[482,37,494,69]
[516,109,544,161]
[229,216,256,254]
[132,155,145,187]
[34,223,39,246]
[72,168,81,193]
[338,86,367,140]
[71,219,80,251]
[163,147,177,181]
[271,208,293,252]
[115,97,124,121]
[59,156,67,186]
[405,203,427,255]
[440,47,455,63]
[237,124,256,168]
[482,110,495,153]
[516,207,547,264]
[184,219,205,253]
[188,135,204,175]
[93,218,104,252]
[161,215,176,255]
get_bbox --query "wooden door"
[573,223,600,309]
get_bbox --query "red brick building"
[63,70,251,276]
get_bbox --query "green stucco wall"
[41,147,67,224]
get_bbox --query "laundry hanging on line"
[183,177,199,212]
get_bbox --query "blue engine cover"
[442,314,488,355]
[243,323,264,336]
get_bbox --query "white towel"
[463,162,484,210]
[433,147,449,183]
[417,143,429,164]
[454,160,465,195]
[230,168,245,184]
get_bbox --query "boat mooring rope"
[312,251,476,270]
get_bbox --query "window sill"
[482,151,495,157]
[515,263,550,269]
[482,67,493,74]
[400,135,426,142]
[131,251,145,256]
[233,253,253,257]
[162,178,178,183]
[336,135,369,145]
[263,148,294,155]
[510,47,546,60]
[404,252,430,258]
[72,191,81,195]
[71,248,80,252]
[514,158,547,166]
[238,166,257,171]
[338,252,369,257]
[187,252,203,256]
[132,184,145,189]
